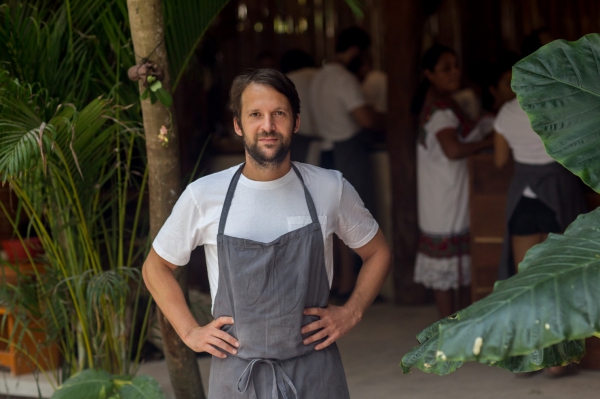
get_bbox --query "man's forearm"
[143,249,200,340]
[344,233,392,319]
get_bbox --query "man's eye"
[250,112,259,117]
[274,111,284,116]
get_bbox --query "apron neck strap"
[218,163,320,236]
[290,163,319,225]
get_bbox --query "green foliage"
[402,209,600,373]
[119,375,165,399]
[51,369,164,399]
[0,68,153,383]
[402,33,600,376]
[164,0,231,90]
[51,369,113,399]
[0,0,138,112]
[343,0,366,18]
[512,33,600,193]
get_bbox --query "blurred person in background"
[359,57,388,146]
[309,26,379,297]
[281,49,318,164]
[411,44,493,318]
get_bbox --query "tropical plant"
[0,66,153,384]
[51,369,164,399]
[401,33,600,375]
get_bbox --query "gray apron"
[208,163,350,399]
[497,161,587,279]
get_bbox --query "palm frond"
[164,0,231,90]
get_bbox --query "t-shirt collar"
[238,164,297,189]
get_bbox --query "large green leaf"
[512,33,600,193]
[51,369,114,399]
[119,375,165,399]
[401,207,600,375]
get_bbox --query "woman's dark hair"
[521,28,551,58]
[410,44,455,116]
[229,68,300,123]
[481,51,520,111]
[280,49,315,74]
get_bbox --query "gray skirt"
[498,161,587,279]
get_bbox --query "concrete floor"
[2,303,599,398]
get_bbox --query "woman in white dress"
[411,45,493,318]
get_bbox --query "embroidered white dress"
[414,100,473,290]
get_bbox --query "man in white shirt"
[281,49,318,164]
[143,69,391,398]
[309,27,378,216]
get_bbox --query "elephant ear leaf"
[512,33,600,193]
[51,369,114,399]
[119,375,165,399]
[401,206,600,375]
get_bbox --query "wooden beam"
[383,0,428,304]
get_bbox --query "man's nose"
[261,114,276,131]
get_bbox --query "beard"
[242,128,291,168]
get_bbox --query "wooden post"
[127,1,206,398]
[383,0,428,304]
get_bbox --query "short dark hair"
[280,49,315,74]
[229,68,300,123]
[521,28,551,57]
[335,27,371,53]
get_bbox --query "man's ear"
[294,114,300,134]
[233,117,243,137]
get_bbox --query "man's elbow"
[142,259,152,289]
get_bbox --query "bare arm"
[494,131,511,168]
[436,128,494,160]
[143,248,239,358]
[302,228,392,350]
[351,105,376,130]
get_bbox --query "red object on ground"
[0,237,43,263]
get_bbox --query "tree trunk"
[126,1,206,398]
[383,0,429,304]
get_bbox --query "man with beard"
[143,68,391,398]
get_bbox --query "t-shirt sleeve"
[335,178,379,249]
[493,102,510,137]
[424,109,460,135]
[152,187,203,266]
[340,74,367,112]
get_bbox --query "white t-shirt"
[153,162,379,306]
[494,98,554,198]
[418,108,469,234]
[424,109,459,139]
[309,63,366,143]
[494,98,554,165]
[362,70,387,113]
[287,67,317,137]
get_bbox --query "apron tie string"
[237,358,298,399]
